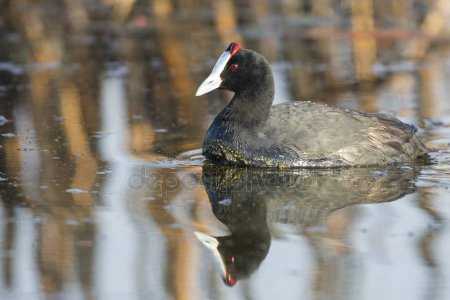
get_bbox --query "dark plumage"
[197,44,428,168]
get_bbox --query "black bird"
[196,43,428,168]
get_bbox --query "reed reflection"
[0,0,449,299]
[197,165,418,287]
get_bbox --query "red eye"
[229,64,239,72]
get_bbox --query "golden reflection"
[59,82,98,206]
[312,0,335,18]
[3,138,21,179]
[213,0,242,44]
[153,0,173,17]
[0,1,449,299]
[121,34,167,159]
[39,219,75,294]
[130,122,157,153]
[418,188,442,267]
[146,169,200,300]
[8,0,61,96]
[152,17,196,127]
[351,0,376,81]
[418,51,446,119]
[109,0,135,21]
[406,0,450,58]
[359,86,378,112]
[64,0,89,31]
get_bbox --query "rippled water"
[1,1,450,299]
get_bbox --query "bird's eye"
[229,64,239,72]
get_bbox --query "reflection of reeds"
[153,0,173,17]
[0,0,450,298]
[418,50,447,119]
[59,82,98,206]
[146,169,199,300]
[107,0,135,21]
[121,35,166,158]
[416,188,444,300]
[3,2,102,296]
[213,0,242,44]
[304,208,356,300]
[406,0,450,58]
[417,188,442,267]
[351,0,376,82]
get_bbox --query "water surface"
[1,1,450,299]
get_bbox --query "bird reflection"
[195,174,271,286]
[197,164,419,286]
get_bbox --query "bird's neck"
[226,76,274,129]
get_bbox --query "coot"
[196,43,428,168]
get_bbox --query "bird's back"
[263,101,428,166]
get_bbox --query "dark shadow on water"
[198,164,419,286]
